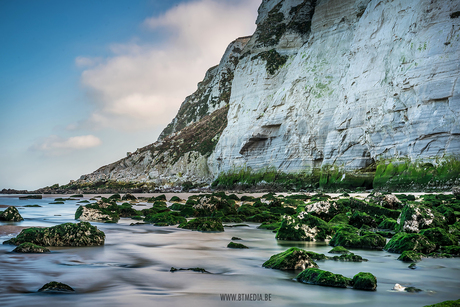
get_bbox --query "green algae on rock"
[0,206,24,222]
[276,213,332,241]
[227,242,248,249]
[384,232,436,254]
[3,222,105,247]
[329,226,386,249]
[352,272,377,291]
[419,227,458,248]
[144,211,186,226]
[328,246,350,254]
[296,268,352,288]
[262,247,318,270]
[179,218,224,232]
[396,203,447,233]
[38,281,75,293]
[397,251,424,262]
[13,242,50,253]
[424,298,460,307]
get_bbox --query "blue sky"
[0,0,260,190]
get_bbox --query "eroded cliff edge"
[64,0,460,192]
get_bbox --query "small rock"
[393,283,406,291]
[0,206,24,222]
[408,263,417,269]
[227,242,248,249]
[231,237,242,240]
[38,281,75,293]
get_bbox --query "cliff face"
[74,0,460,190]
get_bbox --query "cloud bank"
[31,135,102,156]
[78,0,260,131]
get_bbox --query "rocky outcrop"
[263,247,319,270]
[0,206,24,222]
[3,222,105,247]
[65,0,460,191]
[296,268,352,288]
[276,213,332,241]
[396,203,446,232]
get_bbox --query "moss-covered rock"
[0,206,24,222]
[38,281,75,293]
[121,193,137,201]
[170,196,182,202]
[263,247,318,270]
[296,268,352,288]
[329,226,386,249]
[419,227,458,248]
[227,242,248,249]
[384,232,436,254]
[424,299,460,307]
[331,253,367,262]
[257,221,281,231]
[179,218,224,232]
[3,222,105,247]
[13,242,50,253]
[75,199,120,223]
[328,246,350,254]
[352,272,377,291]
[396,203,447,233]
[398,251,424,262]
[276,213,332,241]
[305,201,340,222]
[328,213,349,225]
[368,193,402,210]
[441,245,460,256]
[349,212,377,228]
[144,211,186,226]
[378,218,397,231]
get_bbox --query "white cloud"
[31,135,102,156]
[77,0,261,131]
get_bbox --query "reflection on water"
[1,195,459,307]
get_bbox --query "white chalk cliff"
[75,0,460,189]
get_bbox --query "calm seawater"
[0,194,459,307]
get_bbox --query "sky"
[0,0,261,190]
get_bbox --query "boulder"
[368,193,402,210]
[121,193,137,201]
[296,268,351,288]
[419,227,458,248]
[352,272,377,291]
[329,226,386,249]
[3,222,105,247]
[349,212,377,228]
[13,242,50,253]
[398,251,424,262]
[331,253,367,262]
[263,247,318,270]
[75,199,120,223]
[305,201,340,222]
[38,281,74,293]
[144,211,186,226]
[378,218,397,231]
[328,246,350,254]
[0,206,24,222]
[396,204,446,233]
[384,232,436,254]
[276,213,332,241]
[179,218,224,232]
